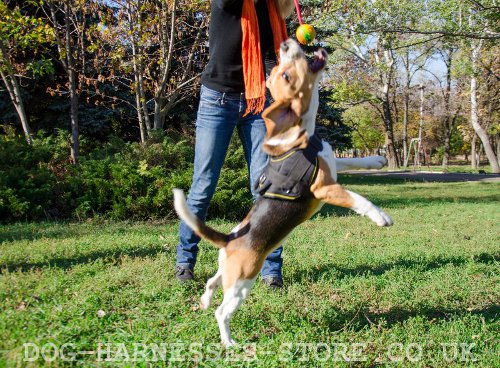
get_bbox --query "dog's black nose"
[280,41,289,52]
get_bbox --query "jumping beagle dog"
[173,39,393,346]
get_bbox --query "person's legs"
[237,105,283,281]
[176,86,239,273]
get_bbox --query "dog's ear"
[262,100,301,138]
[262,99,308,156]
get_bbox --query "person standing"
[175,0,291,288]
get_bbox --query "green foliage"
[26,57,55,78]
[210,143,252,219]
[0,2,54,49]
[435,126,467,162]
[0,133,252,222]
[343,106,384,152]
[0,1,54,72]
[316,89,353,151]
[0,132,57,220]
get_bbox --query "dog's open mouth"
[309,49,327,73]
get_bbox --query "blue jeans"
[176,85,283,278]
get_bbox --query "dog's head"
[263,39,327,155]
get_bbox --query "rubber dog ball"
[296,24,316,45]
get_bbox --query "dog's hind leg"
[215,277,256,346]
[200,270,222,310]
[200,249,227,310]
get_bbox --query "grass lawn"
[1,175,499,367]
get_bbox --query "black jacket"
[201,0,277,93]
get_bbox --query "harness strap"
[308,134,323,151]
[255,133,323,200]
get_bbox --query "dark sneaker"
[175,265,194,282]
[262,276,283,289]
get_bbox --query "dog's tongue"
[309,49,326,73]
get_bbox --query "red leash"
[293,0,303,25]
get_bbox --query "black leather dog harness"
[255,134,323,200]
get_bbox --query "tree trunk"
[402,49,412,166]
[441,50,453,168]
[442,119,451,167]
[134,84,147,144]
[153,0,176,132]
[65,0,79,165]
[138,72,151,132]
[0,70,33,144]
[0,42,33,144]
[131,41,147,143]
[417,85,425,166]
[471,134,477,168]
[69,68,79,165]
[470,42,500,173]
[153,99,165,130]
[379,49,399,169]
[496,134,500,165]
[382,98,399,169]
[127,4,150,142]
[470,74,499,172]
[402,88,409,165]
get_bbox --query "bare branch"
[345,26,500,40]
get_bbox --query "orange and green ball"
[296,24,316,45]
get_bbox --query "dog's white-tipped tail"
[173,189,199,233]
[173,189,228,248]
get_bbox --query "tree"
[425,46,462,167]
[397,40,435,164]
[428,0,499,171]
[478,45,500,161]
[0,1,54,143]
[317,0,499,169]
[318,0,431,168]
[43,0,101,164]
[98,0,208,143]
[439,48,460,167]
[469,40,499,172]
[466,3,499,173]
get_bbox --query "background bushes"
[0,131,252,222]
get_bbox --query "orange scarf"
[241,0,288,116]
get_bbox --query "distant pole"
[417,84,425,166]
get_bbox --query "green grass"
[1,176,499,367]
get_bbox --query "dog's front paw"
[378,210,393,226]
[366,206,393,227]
[366,156,387,169]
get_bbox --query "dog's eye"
[282,72,290,82]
